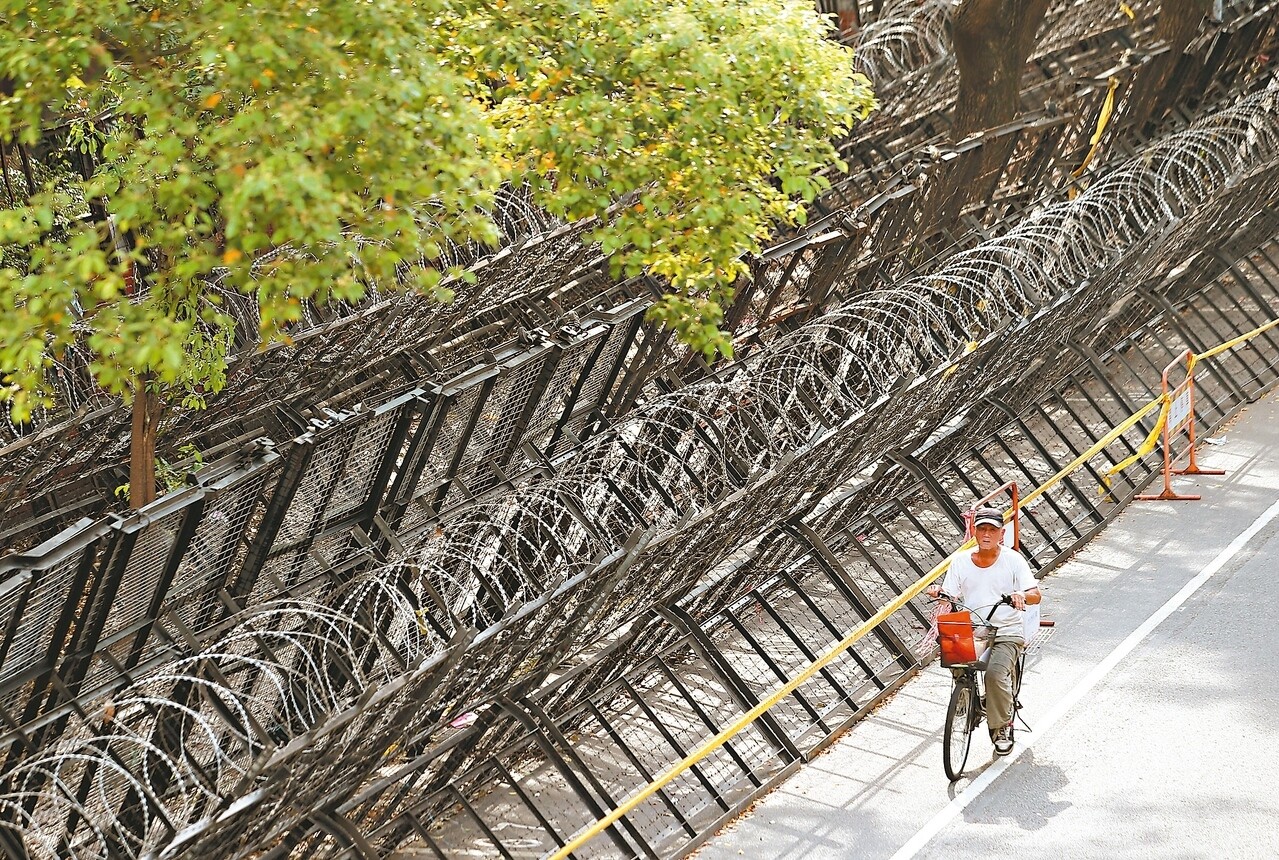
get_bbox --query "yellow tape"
[553,316,1279,859]
[1020,393,1163,508]
[1194,318,1279,362]
[1068,77,1120,200]
[1101,394,1170,491]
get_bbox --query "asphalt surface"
[696,390,1279,860]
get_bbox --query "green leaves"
[0,0,875,427]
[1,0,500,418]
[468,0,876,356]
[647,294,735,361]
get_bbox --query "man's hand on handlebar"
[928,590,1037,616]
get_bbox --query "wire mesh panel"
[0,571,36,726]
[818,508,933,648]
[440,346,558,507]
[0,529,104,732]
[566,650,785,846]
[560,307,647,444]
[268,426,358,552]
[705,591,863,750]
[246,416,377,602]
[322,392,419,527]
[160,460,277,638]
[4,16,1279,859]
[504,325,612,476]
[396,380,492,534]
[73,509,189,698]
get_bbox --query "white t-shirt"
[941,547,1037,640]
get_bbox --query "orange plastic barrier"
[1138,349,1225,501]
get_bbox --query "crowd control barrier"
[547,289,1279,860]
[1100,316,1279,500]
[1136,349,1227,500]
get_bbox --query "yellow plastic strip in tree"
[1067,77,1120,200]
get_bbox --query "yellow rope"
[1194,317,1279,362]
[1020,393,1163,507]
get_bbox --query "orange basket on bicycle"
[937,612,978,667]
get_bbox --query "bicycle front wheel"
[943,679,975,781]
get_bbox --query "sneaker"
[993,727,1014,756]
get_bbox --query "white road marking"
[889,497,1279,860]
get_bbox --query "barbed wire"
[5,72,1277,860]
[4,0,1254,530]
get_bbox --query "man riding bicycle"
[928,505,1041,756]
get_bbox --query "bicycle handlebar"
[931,592,1015,627]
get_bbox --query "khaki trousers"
[983,636,1023,735]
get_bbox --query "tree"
[0,0,876,506]
[1130,0,1213,129]
[917,0,1052,230]
[939,0,1210,225]
[951,0,1052,138]
[950,0,1216,137]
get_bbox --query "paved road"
[696,391,1279,860]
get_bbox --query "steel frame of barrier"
[1136,349,1227,500]
[375,238,1279,860]
[0,305,654,748]
[0,10,1278,857]
[730,13,1279,349]
[4,171,1272,859]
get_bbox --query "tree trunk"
[835,0,861,36]
[921,0,1051,233]
[1157,0,1212,65]
[1129,0,1211,129]
[952,0,1053,139]
[129,377,161,509]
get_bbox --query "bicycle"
[934,593,1026,781]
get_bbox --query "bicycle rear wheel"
[943,679,975,781]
